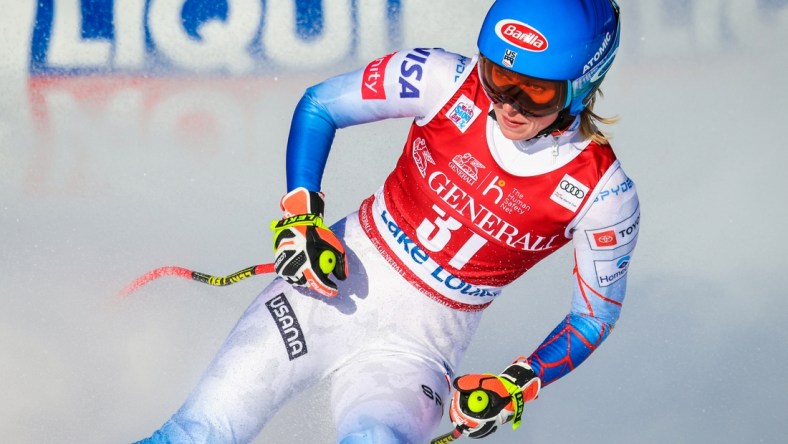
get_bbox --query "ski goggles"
[478,55,569,117]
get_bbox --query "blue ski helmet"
[477,0,620,115]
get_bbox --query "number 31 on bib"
[416,204,487,269]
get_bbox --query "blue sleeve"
[284,48,472,192]
[526,313,613,387]
[286,89,337,192]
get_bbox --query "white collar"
[486,112,591,176]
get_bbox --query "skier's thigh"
[153,281,346,443]
[331,355,449,444]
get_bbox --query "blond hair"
[578,90,618,145]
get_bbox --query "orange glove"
[271,187,348,297]
[449,361,541,439]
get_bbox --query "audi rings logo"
[550,173,589,212]
[560,180,586,198]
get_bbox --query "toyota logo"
[560,180,585,198]
[597,234,614,244]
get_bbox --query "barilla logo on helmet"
[494,20,548,52]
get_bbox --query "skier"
[136,0,638,442]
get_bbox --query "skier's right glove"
[449,361,541,439]
[271,187,348,297]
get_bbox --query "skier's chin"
[492,106,559,141]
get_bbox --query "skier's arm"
[526,165,640,386]
[285,48,472,192]
[448,166,639,437]
[275,49,471,295]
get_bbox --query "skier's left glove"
[449,361,541,439]
[271,187,348,297]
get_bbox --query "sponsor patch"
[593,230,618,248]
[425,171,559,252]
[594,254,631,287]
[585,205,640,251]
[494,20,548,52]
[502,48,518,67]
[266,293,308,360]
[550,174,589,212]
[449,153,486,185]
[361,53,394,100]
[446,94,482,133]
[412,137,435,178]
[454,56,469,82]
[594,177,634,202]
[399,48,431,99]
[583,32,613,74]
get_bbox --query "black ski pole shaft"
[430,426,466,444]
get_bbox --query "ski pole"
[430,426,466,444]
[119,263,276,297]
[431,387,490,443]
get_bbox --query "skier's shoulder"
[392,47,474,85]
[576,161,640,235]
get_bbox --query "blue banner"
[30,0,402,75]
